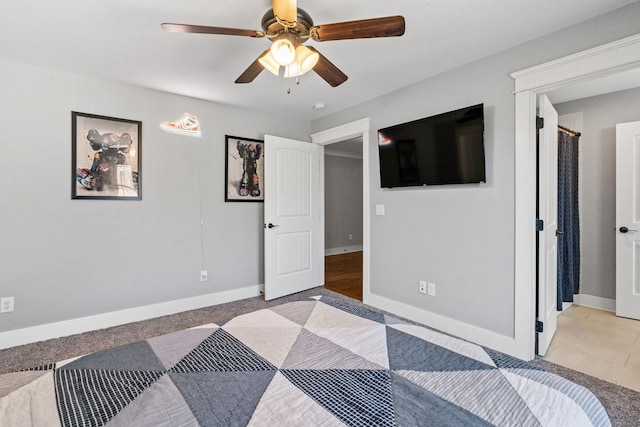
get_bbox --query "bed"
[0,296,610,426]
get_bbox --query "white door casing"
[616,121,640,320]
[512,34,640,361]
[264,135,324,301]
[537,95,559,356]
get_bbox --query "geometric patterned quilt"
[0,296,611,426]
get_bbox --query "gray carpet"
[1,287,639,426]
[533,359,640,427]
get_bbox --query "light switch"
[376,204,385,216]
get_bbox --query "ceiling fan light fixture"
[162,5,405,88]
[283,62,301,78]
[270,33,297,66]
[295,45,319,74]
[284,45,320,78]
[258,51,281,75]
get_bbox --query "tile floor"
[545,304,640,392]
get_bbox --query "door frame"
[311,118,371,302]
[512,34,640,360]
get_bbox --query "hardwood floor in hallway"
[545,305,640,392]
[324,251,362,301]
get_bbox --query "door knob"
[267,223,280,229]
[619,226,638,233]
[556,230,564,236]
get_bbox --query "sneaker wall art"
[72,112,142,200]
[160,113,201,137]
[225,135,264,202]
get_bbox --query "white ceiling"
[0,0,636,120]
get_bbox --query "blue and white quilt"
[0,296,610,426]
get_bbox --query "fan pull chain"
[286,76,301,94]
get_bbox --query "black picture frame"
[71,112,142,200]
[225,135,264,202]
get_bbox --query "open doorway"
[540,87,640,391]
[323,138,364,300]
[511,33,640,361]
[311,118,371,304]
[512,35,640,389]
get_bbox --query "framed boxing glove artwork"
[225,135,264,203]
[71,112,142,200]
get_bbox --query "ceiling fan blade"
[310,16,405,42]
[235,51,268,84]
[161,23,264,38]
[307,47,348,87]
[272,0,297,25]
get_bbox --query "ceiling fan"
[161,0,405,87]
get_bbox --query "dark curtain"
[557,128,581,310]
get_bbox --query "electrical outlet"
[428,282,436,296]
[200,271,208,282]
[349,234,353,240]
[1,297,14,313]
[419,281,427,294]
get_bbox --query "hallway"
[324,251,362,301]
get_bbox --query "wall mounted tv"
[377,104,486,188]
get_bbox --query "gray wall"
[311,3,640,337]
[2,3,640,341]
[555,87,640,300]
[324,154,363,251]
[0,58,310,333]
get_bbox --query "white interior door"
[264,135,324,301]
[616,121,640,320]
[537,94,559,356]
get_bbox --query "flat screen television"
[377,104,485,188]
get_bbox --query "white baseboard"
[363,292,527,361]
[573,293,615,312]
[0,285,262,350]
[325,245,363,256]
